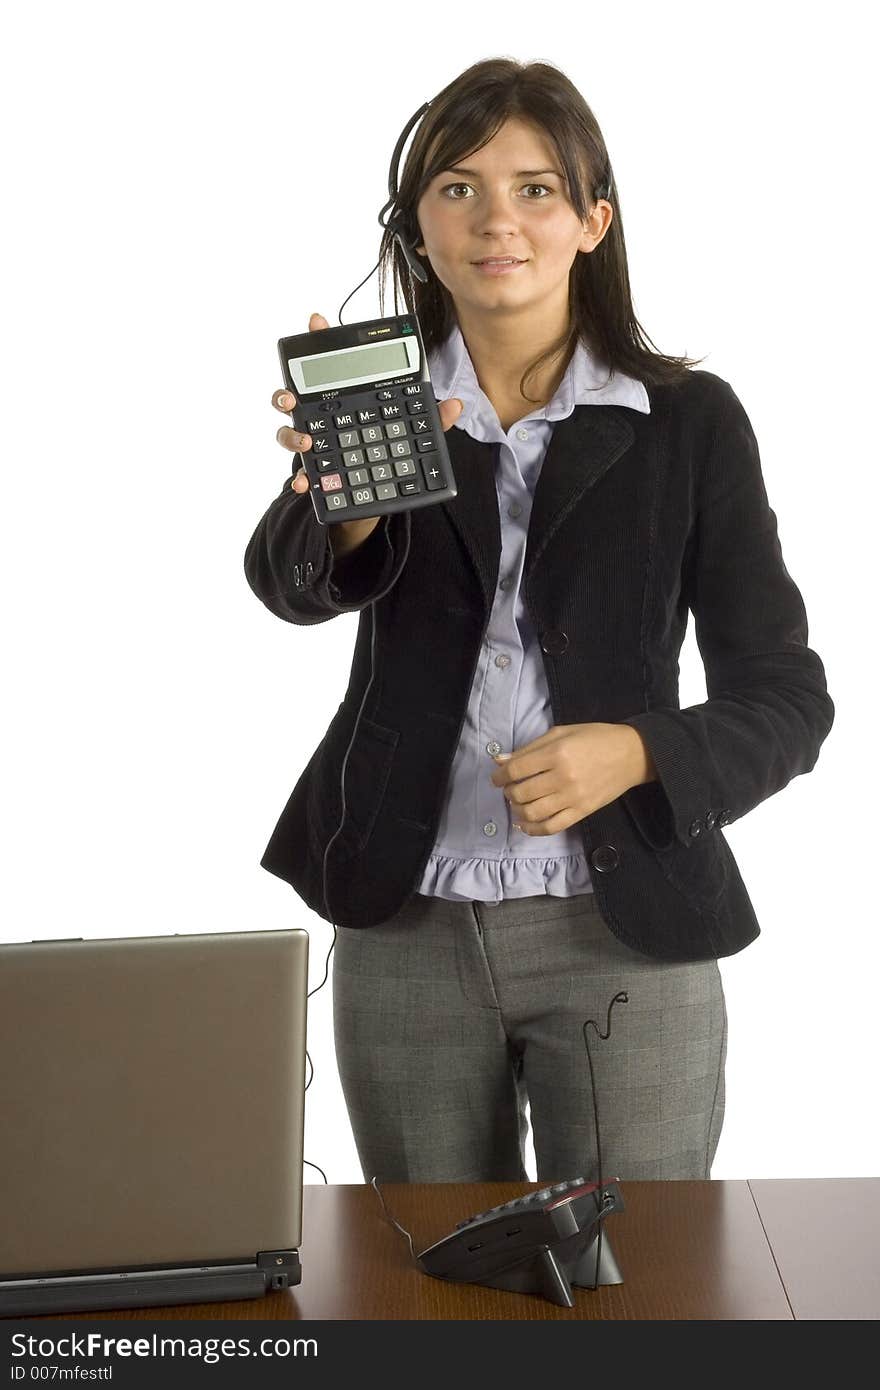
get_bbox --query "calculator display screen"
[299,340,412,391]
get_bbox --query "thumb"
[438,396,465,432]
[309,311,330,330]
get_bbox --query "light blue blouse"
[415,323,651,904]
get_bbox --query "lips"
[473,256,525,265]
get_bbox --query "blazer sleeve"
[243,474,412,624]
[620,379,835,850]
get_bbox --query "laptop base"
[1,1250,302,1318]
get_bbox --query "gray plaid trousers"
[332,890,727,1183]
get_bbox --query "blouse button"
[508,502,523,518]
[494,654,511,668]
[483,822,498,836]
[516,428,529,440]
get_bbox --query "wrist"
[621,725,657,790]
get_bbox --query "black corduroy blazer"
[243,368,834,961]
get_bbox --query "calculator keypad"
[300,383,447,515]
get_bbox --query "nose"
[471,184,522,238]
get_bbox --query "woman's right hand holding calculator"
[273,313,464,555]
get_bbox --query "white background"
[2,1,876,1185]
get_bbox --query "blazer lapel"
[441,406,636,612]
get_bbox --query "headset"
[305,98,625,1254]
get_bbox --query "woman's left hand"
[489,722,656,836]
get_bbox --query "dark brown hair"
[378,57,706,402]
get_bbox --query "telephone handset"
[414,1176,625,1308]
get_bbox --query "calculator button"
[333,412,357,429]
[406,400,426,414]
[412,418,431,433]
[375,481,398,500]
[389,440,412,459]
[393,458,416,477]
[319,473,344,493]
[384,421,407,439]
[312,436,331,452]
[342,448,364,467]
[365,444,389,463]
[346,467,370,486]
[325,494,349,513]
[338,430,359,449]
[399,478,423,496]
[357,407,380,424]
[370,462,394,481]
[305,416,330,434]
[350,487,375,507]
[361,424,384,444]
[416,435,437,452]
[421,459,446,491]
[376,389,398,401]
[402,384,422,396]
[381,404,403,419]
[316,454,341,472]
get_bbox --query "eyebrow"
[441,166,564,179]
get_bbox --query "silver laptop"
[0,928,308,1317]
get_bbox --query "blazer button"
[705,810,718,830]
[590,845,619,873]
[688,818,703,837]
[540,629,569,655]
[718,809,732,826]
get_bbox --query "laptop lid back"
[0,929,308,1281]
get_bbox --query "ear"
[580,201,613,253]
[579,212,599,252]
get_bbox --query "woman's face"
[414,116,611,323]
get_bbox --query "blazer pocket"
[653,832,730,911]
[306,712,400,863]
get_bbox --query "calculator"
[278,314,457,525]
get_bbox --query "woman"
[245,58,834,1184]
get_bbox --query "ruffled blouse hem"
[416,851,594,903]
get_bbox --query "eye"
[439,182,555,200]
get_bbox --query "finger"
[309,312,331,331]
[437,396,464,431]
[289,467,309,493]
[276,424,312,452]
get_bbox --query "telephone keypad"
[454,1176,592,1231]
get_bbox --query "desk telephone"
[414,1177,625,1307]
